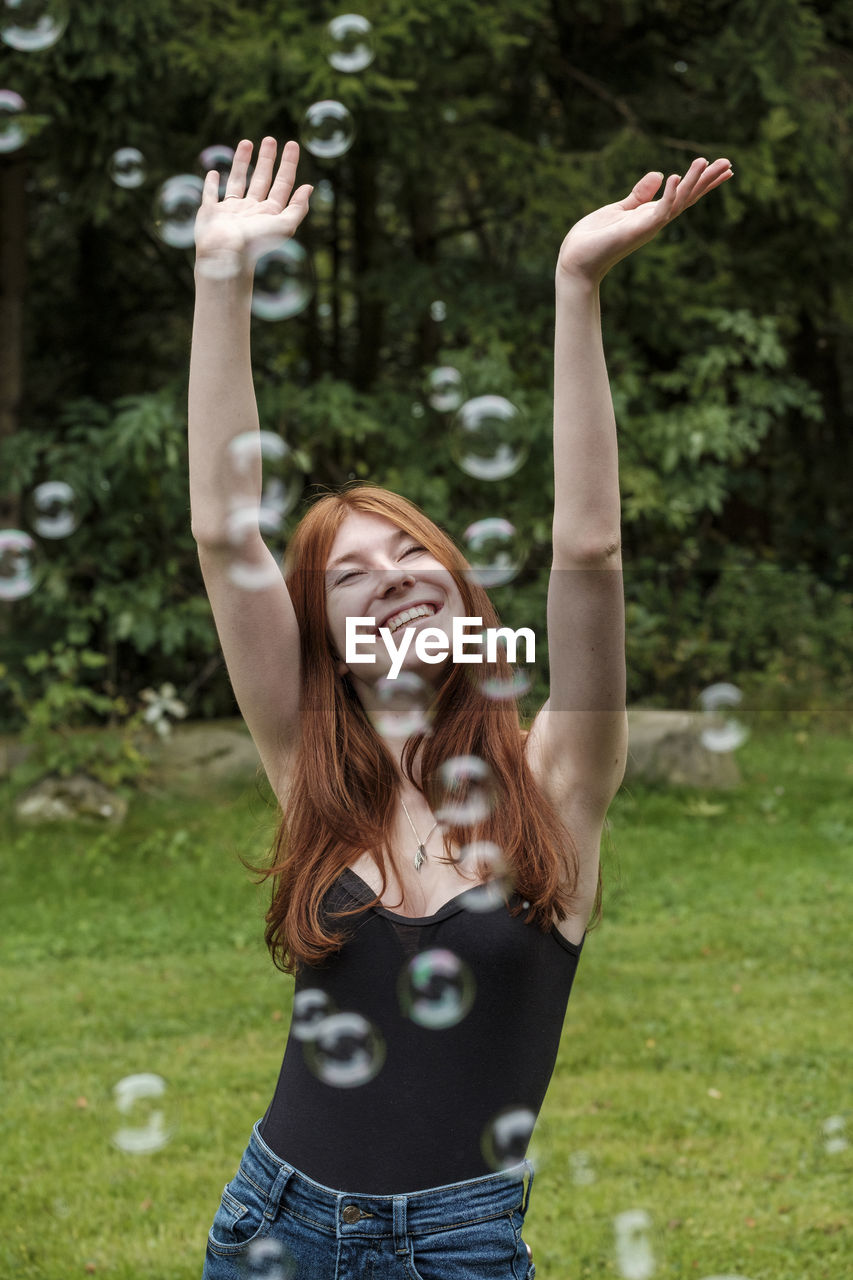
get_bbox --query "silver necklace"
[400,797,438,872]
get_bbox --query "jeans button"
[342,1205,362,1223]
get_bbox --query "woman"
[190,137,732,1279]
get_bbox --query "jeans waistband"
[245,1119,535,1240]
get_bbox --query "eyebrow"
[327,527,410,573]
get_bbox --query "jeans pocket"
[207,1170,270,1256]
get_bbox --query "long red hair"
[244,482,593,975]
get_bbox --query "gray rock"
[625,708,742,788]
[14,773,129,824]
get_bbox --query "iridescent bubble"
[224,505,285,591]
[326,13,374,73]
[477,629,532,702]
[155,174,204,248]
[822,1114,848,1154]
[303,1011,385,1087]
[673,60,689,73]
[462,517,524,587]
[456,840,514,912]
[0,88,26,153]
[291,988,337,1041]
[481,1106,536,1170]
[227,430,303,521]
[434,755,498,827]
[613,1209,654,1280]
[368,672,434,739]
[26,480,78,539]
[198,143,234,198]
[398,948,476,1029]
[0,529,42,600]
[429,300,446,322]
[109,147,145,189]
[425,366,464,413]
[111,1073,176,1154]
[442,108,458,124]
[247,1238,297,1280]
[411,402,425,418]
[250,240,313,320]
[568,1149,596,1184]
[311,178,335,212]
[450,395,528,481]
[698,682,749,753]
[0,0,68,52]
[301,100,356,160]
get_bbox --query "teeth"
[384,603,436,634]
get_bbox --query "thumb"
[622,171,665,209]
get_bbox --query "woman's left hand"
[556,157,733,288]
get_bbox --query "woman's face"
[324,510,466,692]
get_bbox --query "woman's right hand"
[194,136,313,267]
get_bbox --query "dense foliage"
[1,0,851,733]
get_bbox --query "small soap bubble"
[456,841,514,912]
[462,517,524,587]
[247,1238,297,1280]
[249,239,313,320]
[822,1114,848,1154]
[111,1073,176,1154]
[368,672,434,738]
[198,143,234,198]
[291,988,336,1041]
[698,682,749,753]
[482,1106,537,1170]
[425,366,465,413]
[442,108,458,124]
[227,430,303,523]
[477,629,532,702]
[0,529,42,601]
[450,395,528,481]
[614,1209,654,1280]
[225,505,284,590]
[26,480,78,539]
[326,13,374,73]
[0,88,26,152]
[429,300,446,322]
[398,949,476,1029]
[434,755,498,827]
[301,100,356,159]
[673,60,689,73]
[0,0,67,51]
[311,178,335,212]
[109,147,145,189]
[411,402,425,418]
[155,174,204,248]
[303,1011,385,1087]
[568,1149,596,1184]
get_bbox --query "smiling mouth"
[376,603,440,635]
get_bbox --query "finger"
[246,135,278,201]
[669,157,709,214]
[620,170,665,211]
[224,139,253,199]
[200,168,221,209]
[683,159,733,209]
[268,140,301,210]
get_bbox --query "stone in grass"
[13,773,128,825]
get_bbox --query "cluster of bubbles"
[1,1,68,152]
[0,480,78,601]
[110,1072,175,1155]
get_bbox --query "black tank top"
[258,867,584,1193]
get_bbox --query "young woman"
[190,137,732,1280]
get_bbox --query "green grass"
[1,718,851,1279]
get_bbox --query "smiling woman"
[187,134,731,1279]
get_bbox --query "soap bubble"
[368,672,434,739]
[155,174,204,248]
[822,1114,848,1154]
[398,948,476,1029]
[481,1106,536,1170]
[291,988,337,1041]
[425,366,465,413]
[568,1149,596,1184]
[0,88,26,152]
[111,1073,176,1154]
[456,841,514,912]
[250,239,313,320]
[450,395,528,481]
[673,60,689,73]
[303,1011,385,1087]
[0,529,43,601]
[26,480,78,539]
[698,682,749,753]
[477,629,532,702]
[614,1209,654,1280]
[0,0,67,52]
[462,517,524,587]
[411,402,425,418]
[109,147,146,189]
[326,14,374,73]
[301,100,356,159]
[227,430,303,521]
[247,1238,297,1279]
[198,143,234,198]
[434,755,498,827]
[311,178,335,212]
[429,300,446,322]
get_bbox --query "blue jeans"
[202,1119,537,1279]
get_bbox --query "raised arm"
[188,138,313,795]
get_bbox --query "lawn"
[1,716,850,1280]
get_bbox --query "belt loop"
[264,1165,294,1221]
[521,1158,535,1216]
[393,1194,408,1255]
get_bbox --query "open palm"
[194,136,313,261]
[557,157,733,286]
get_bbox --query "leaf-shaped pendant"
[414,844,426,872]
